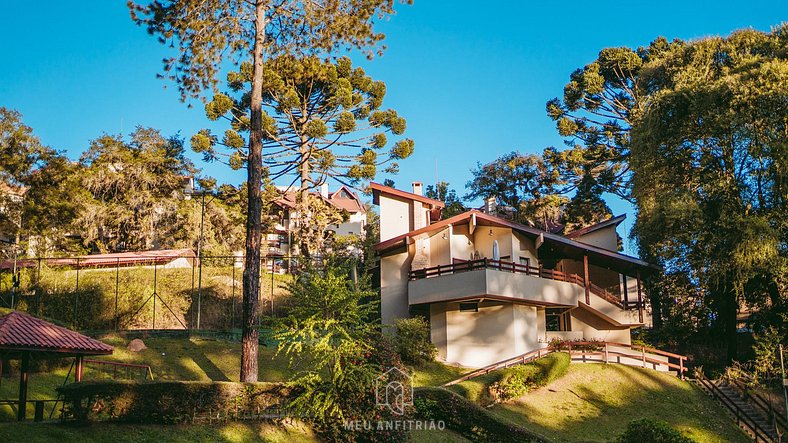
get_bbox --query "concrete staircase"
[695,375,781,442]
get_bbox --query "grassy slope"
[0,421,317,443]
[490,363,750,443]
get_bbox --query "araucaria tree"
[192,55,413,256]
[129,0,410,382]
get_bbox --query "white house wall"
[379,195,412,241]
[380,245,413,326]
[450,224,474,261]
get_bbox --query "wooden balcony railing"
[408,258,640,310]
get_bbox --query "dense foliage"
[392,317,437,366]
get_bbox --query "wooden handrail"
[84,359,154,380]
[732,380,788,432]
[409,258,641,311]
[443,341,690,387]
[696,373,774,442]
[443,347,555,386]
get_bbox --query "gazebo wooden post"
[583,254,590,305]
[18,352,29,421]
[75,355,84,382]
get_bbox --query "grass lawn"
[0,334,291,420]
[490,363,751,443]
[410,360,467,387]
[411,429,471,442]
[0,420,317,442]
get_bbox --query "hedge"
[414,387,546,442]
[57,381,293,424]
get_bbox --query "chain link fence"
[0,254,298,332]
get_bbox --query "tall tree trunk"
[722,285,739,364]
[241,0,266,383]
[298,135,311,259]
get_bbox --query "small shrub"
[491,352,570,402]
[614,418,694,443]
[393,317,437,366]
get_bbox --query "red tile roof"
[0,248,196,271]
[0,311,113,355]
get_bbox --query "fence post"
[73,258,80,329]
[642,347,646,368]
[679,358,684,380]
[231,260,236,330]
[114,257,120,331]
[36,258,42,314]
[152,260,157,330]
[604,343,609,363]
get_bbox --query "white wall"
[380,245,413,326]
[379,195,412,241]
[450,224,474,261]
[428,228,451,267]
[573,225,618,251]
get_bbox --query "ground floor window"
[545,308,571,331]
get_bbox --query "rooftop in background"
[274,184,366,214]
[0,311,113,356]
[0,248,197,270]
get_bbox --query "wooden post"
[75,356,84,383]
[679,358,684,380]
[18,352,29,421]
[636,271,644,323]
[622,275,629,308]
[604,343,609,363]
[583,254,590,305]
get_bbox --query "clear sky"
[1,1,786,254]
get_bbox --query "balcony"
[408,259,641,313]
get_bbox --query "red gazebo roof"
[0,311,113,356]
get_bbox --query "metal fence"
[0,255,300,331]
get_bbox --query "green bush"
[414,387,545,442]
[57,381,292,424]
[614,418,694,442]
[393,317,437,366]
[491,352,570,402]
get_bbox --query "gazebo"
[0,311,113,420]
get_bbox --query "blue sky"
[1,1,785,253]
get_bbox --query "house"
[372,182,658,368]
[266,184,367,259]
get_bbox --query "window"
[545,308,571,332]
[500,255,511,262]
[519,257,530,267]
[459,302,479,313]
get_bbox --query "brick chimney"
[320,182,329,198]
[412,181,423,196]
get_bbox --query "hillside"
[488,363,750,443]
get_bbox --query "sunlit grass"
[0,421,318,443]
[490,363,751,443]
